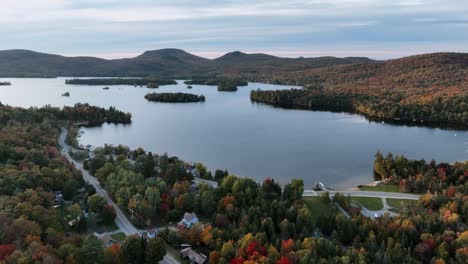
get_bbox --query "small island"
[144,92,205,103]
[217,81,238,92]
[103,87,110,90]
[0,82,11,86]
[65,78,176,88]
[184,78,246,92]
[62,92,70,97]
[184,78,247,87]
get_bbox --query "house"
[53,191,63,207]
[178,212,199,229]
[146,229,158,239]
[192,177,218,188]
[180,247,207,264]
[68,215,81,227]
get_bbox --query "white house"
[178,212,199,229]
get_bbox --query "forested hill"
[249,53,468,127]
[248,52,468,90]
[0,48,372,78]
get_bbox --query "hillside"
[249,53,468,127]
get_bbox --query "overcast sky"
[1,0,467,59]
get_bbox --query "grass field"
[303,197,330,223]
[387,198,417,210]
[358,184,400,193]
[351,197,384,211]
[111,232,127,242]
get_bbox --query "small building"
[146,229,158,239]
[68,215,81,227]
[192,177,218,189]
[178,212,199,229]
[180,247,207,264]
[53,191,63,207]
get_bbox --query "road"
[303,190,421,200]
[59,128,180,264]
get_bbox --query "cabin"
[180,247,207,264]
[178,212,199,229]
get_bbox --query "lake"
[1,77,466,189]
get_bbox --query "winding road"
[59,128,180,264]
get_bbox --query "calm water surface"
[1,77,466,189]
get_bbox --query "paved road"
[59,128,180,264]
[304,190,421,200]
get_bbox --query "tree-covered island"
[144,92,205,103]
[184,78,247,92]
[65,78,177,88]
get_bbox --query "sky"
[1,0,468,59]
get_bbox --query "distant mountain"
[0,48,372,78]
[0,49,108,77]
[214,51,373,75]
[0,49,466,91]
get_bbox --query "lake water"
[1,77,466,189]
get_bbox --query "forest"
[144,92,206,103]
[65,78,177,88]
[250,89,468,127]
[36,103,132,125]
[0,104,168,263]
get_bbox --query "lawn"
[303,197,330,224]
[351,197,384,211]
[111,232,127,242]
[387,198,417,210]
[358,184,400,193]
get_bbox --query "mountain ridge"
[0,49,465,82]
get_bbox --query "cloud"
[0,0,467,58]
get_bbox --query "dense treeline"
[38,103,132,125]
[144,92,205,103]
[251,89,468,127]
[374,152,467,193]
[65,78,177,88]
